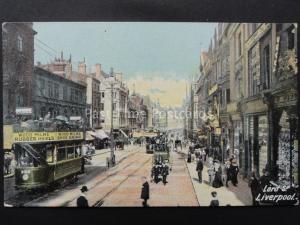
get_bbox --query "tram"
[5,120,84,190]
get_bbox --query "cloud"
[126,73,187,107]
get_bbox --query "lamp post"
[110,80,115,167]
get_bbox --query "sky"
[34,22,216,107]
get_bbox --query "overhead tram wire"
[36,38,59,55]
[35,42,57,60]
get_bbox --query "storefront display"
[258,115,268,176]
[276,110,298,187]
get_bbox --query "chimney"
[115,72,122,82]
[95,63,101,79]
[78,60,86,75]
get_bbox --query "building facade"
[2,22,36,118]
[99,69,129,131]
[196,23,298,186]
[33,66,87,119]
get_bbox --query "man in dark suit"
[209,191,219,206]
[196,158,204,183]
[77,186,89,207]
[161,161,169,185]
[141,177,150,207]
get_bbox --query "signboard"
[13,132,84,143]
[70,116,82,121]
[16,107,32,115]
[208,84,218,96]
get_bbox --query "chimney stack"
[95,63,102,79]
[78,59,86,75]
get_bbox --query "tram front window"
[17,151,40,167]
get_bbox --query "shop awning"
[95,129,109,139]
[85,131,95,141]
[119,129,129,138]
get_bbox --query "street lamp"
[109,78,116,167]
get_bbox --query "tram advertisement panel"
[13,132,83,143]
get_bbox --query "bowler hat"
[80,185,88,192]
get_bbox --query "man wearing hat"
[209,191,219,206]
[77,185,89,207]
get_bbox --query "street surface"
[5,144,253,207]
[21,145,198,207]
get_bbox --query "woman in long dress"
[212,161,223,188]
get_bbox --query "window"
[48,81,53,98]
[63,86,68,100]
[39,79,45,95]
[287,27,295,50]
[54,83,59,99]
[237,32,242,57]
[17,35,23,52]
[248,47,258,96]
[70,88,74,101]
[57,148,66,161]
[113,103,116,111]
[67,147,75,159]
[102,92,105,98]
[261,45,270,89]
[100,103,104,111]
[226,89,230,103]
[75,90,79,102]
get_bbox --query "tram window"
[46,149,54,163]
[67,147,75,159]
[19,151,34,167]
[57,148,66,162]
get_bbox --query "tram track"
[93,156,152,207]
[58,151,152,207]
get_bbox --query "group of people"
[151,159,170,185]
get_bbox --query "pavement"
[180,148,252,206]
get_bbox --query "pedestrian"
[209,191,219,206]
[141,176,150,207]
[161,161,169,185]
[77,186,89,207]
[212,160,223,188]
[249,171,260,206]
[152,164,160,183]
[81,154,85,173]
[259,168,271,190]
[207,157,215,186]
[187,151,192,163]
[225,160,231,187]
[231,159,239,186]
[196,158,204,183]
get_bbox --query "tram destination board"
[13,132,84,143]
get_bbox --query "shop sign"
[16,107,32,115]
[13,132,83,142]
